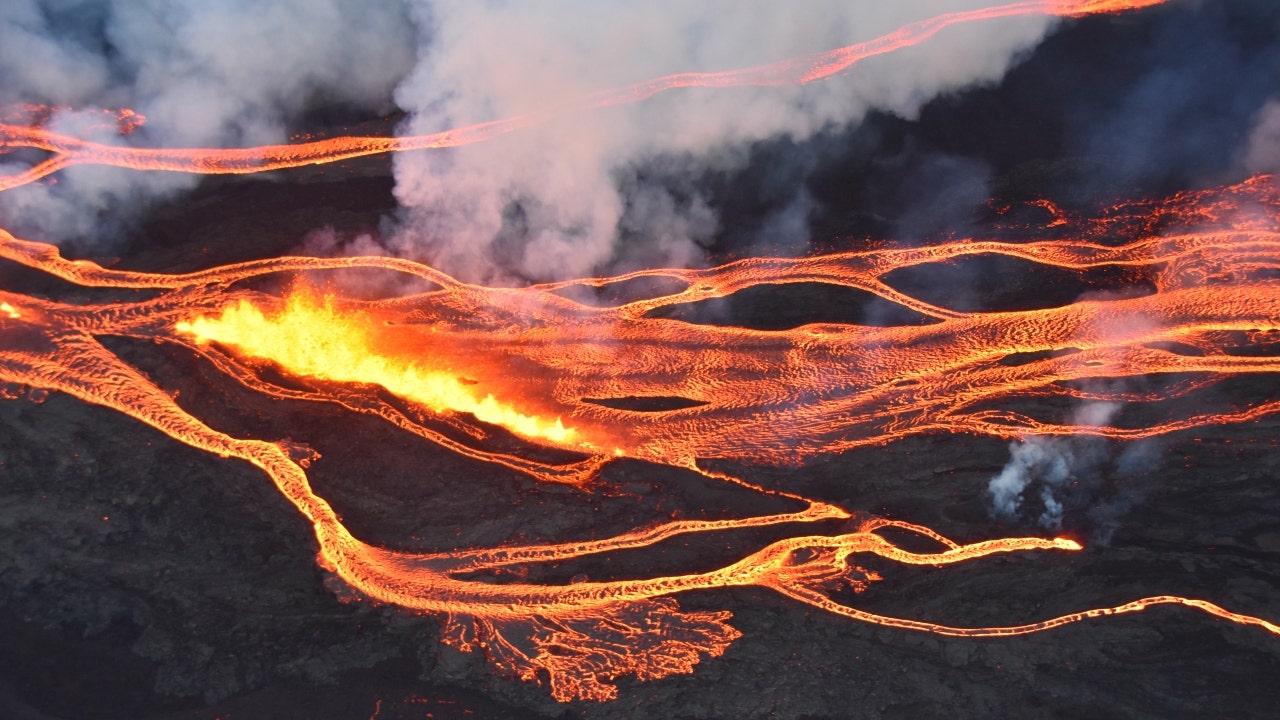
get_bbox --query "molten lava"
[1,0,1276,704]
[177,292,580,448]
[1,0,1166,190]
[2,176,1277,699]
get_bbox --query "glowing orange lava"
[177,292,581,448]
[2,0,1276,704]
[1,0,1163,190]
[2,174,1277,698]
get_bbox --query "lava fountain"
[1,0,1277,704]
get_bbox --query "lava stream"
[169,212,1280,467]
[2,176,1278,701]
[1,0,1162,189]
[1,0,1277,704]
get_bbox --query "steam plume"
[389,0,1058,283]
[988,402,1119,530]
[0,0,415,243]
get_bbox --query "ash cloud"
[0,0,416,246]
[388,0,1059,284]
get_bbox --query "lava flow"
[2,179,1279,701]
[2,0,1278,705]
[0,0,1165,189]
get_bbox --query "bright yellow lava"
[1,301,18,319]
[176,293,578,445]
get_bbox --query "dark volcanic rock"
[2,355,1278,719]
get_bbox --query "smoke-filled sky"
[0,0,415,241]
[389,0,1056,283]
[0,0,1052,281]
[2,0,1279,283]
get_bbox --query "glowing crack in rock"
[1,0,1277,704]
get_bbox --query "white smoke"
[389,0,1059,283]
[0,0,416,243]
[3,1,1091,277]
[988,437,1072,520]
[988,402,1120,530]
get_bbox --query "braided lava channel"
[1,0,1277,703]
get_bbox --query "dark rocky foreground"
[2,355,1278,720]
[3,4,1280,718]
